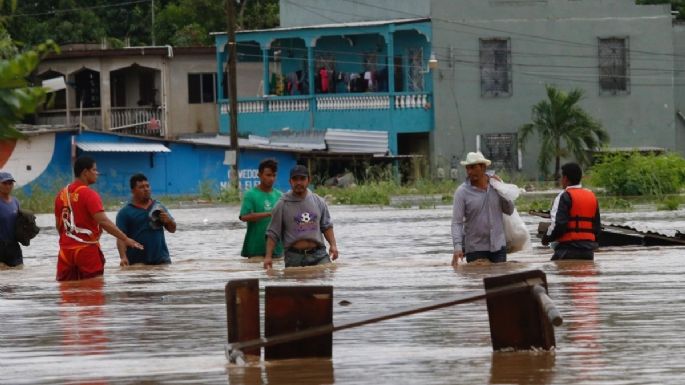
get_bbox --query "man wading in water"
[263,165,339,269]
[239,159,283,260]
[54,156,143,281]
[451,152,514,265]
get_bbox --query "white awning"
[76,142,171,153]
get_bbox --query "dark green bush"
[587,152,685,195]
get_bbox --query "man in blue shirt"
[0,171,22,267]
[116,173,176,265]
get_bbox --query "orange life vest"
[558,188,598,243]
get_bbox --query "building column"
[99,66,111,131]
[262,47,270,96]
[307,45,315,96]
[216,49,225,99]
[387,32,395,96]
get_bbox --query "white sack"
[490,179,531,253]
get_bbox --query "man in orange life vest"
[542,162,601,260]
[54,156,143,281]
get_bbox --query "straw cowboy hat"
[460,152,491,166]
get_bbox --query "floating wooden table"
[225,269,562,362]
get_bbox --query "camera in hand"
[149,203,164,229]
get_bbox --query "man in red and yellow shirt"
[55,156,142,281]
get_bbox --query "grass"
[12,175,685,214]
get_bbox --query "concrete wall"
[280,0,429,27]
[38,51,223,139]
[673,23,685,154]
[430,0,676,178]
[166,54,218,136]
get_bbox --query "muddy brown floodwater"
[2,205,685,384]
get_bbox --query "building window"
[598,37,629,95]
[481,133,517,171]
[188,73,216,104]
[480,38,511,97]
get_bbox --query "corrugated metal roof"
[211,18,429,35]
[76,142,171,153]
[178,130,388,155]
[270,131,327,151]
[325,129,388,155]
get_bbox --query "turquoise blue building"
[212,18,435,165]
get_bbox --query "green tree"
[1,1,59,139]
[518,85,609,180]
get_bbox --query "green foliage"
[0,22,58,139]
[6,0,108,46]
[217,185,240,203]
[238,0,280,30]
[197,179,216,201]
[316,179,456,206]
[587,152,685,196]
[657,196,681,211]
[519,85,609,180]
[13,174,71,213]
[598,196,633,211]
[515,197,553,213]
[5,0,280,48]
[170,23,208,47]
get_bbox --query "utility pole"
[151,0,156,45]
[226,0,240,190]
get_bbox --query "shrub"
[657,196,681,211]
[587,152,685,196]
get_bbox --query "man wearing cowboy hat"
[451,152,514,266]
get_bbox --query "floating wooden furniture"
[225,270,562,363]
[534,211,685,247]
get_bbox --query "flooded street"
[2,204,685,384]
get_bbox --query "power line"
[312,0,685,63]
[234,43,685,78]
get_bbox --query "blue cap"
[0,171,15,183]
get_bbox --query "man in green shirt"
[239,159,283,258]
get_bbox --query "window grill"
[480,38,512,97]
[482,133,517,171]
[598,37,630,95]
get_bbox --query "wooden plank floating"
[225,279,260,357]
[264,286,333,360]
[225,270,563,362]
[484,270,556,351]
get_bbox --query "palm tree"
[518,85,609,180]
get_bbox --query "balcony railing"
[220,92,431,114]
[110,107,165,137]
[35,108,103,130]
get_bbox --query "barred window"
[482,133,517,171]
[480,38,512,97]
[598,37,629,95]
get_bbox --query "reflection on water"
[554,261,605,383]
[489,351,556,385]
[2,205,685,384]
[228,357,334,385]
[59,278,108,356]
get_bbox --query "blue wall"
[22,131,297,198]
[216,21,434,156]
[235,149,298,192]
